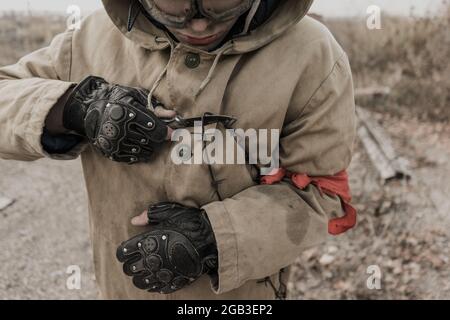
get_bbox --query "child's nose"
[189,18,210,33]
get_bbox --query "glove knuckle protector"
[116,202,218,294]
[63,76,168,164]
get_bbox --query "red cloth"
[260,168,356,235]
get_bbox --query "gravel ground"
[288,115,450,300]
[0,158,97,299]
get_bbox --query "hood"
[102,0,314,55]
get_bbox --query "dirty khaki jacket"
[0,0,356,299]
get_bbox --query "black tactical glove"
[63,76,168,164]
[116,202,218,294]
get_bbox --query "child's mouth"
[178,32,223,46]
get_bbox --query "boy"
[0,0,356,299]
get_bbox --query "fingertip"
[131,216,140,226]
[154,107,177,119]
[131,211,148,226]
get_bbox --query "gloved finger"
[126,104,168,143]
[132,273,162,291]
[123,255,147,276]
[123,123,148,142]
[129,123,172,141]
[147,202,195,225]
[138,270,177,294]
[117,140,150,156]
[124,106,173,142]
[131,210,149,226]
[116,233,148,262]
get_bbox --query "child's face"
[147,0,250,50]
[165,17,239,51]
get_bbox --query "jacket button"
[185,53,201,69]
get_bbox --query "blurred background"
[0,0,449,299]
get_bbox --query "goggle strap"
[127,0,143,32]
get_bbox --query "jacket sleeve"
[0,30,88,161]
[202,53,357,294]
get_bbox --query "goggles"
[139,0,255,28]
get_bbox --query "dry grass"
[325,3,450,121]
[0,12,66,66]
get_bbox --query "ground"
[289,114,450,300]
[0,158,97,299]
[0,113,448,299]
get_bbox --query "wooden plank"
[357,125,397,181]
[355,86,391,98]
[0,195,14,211]
[356,106,411,182]
[357,106,398,161]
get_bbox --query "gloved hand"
[116,202,218,294]
[62,76,170,164]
